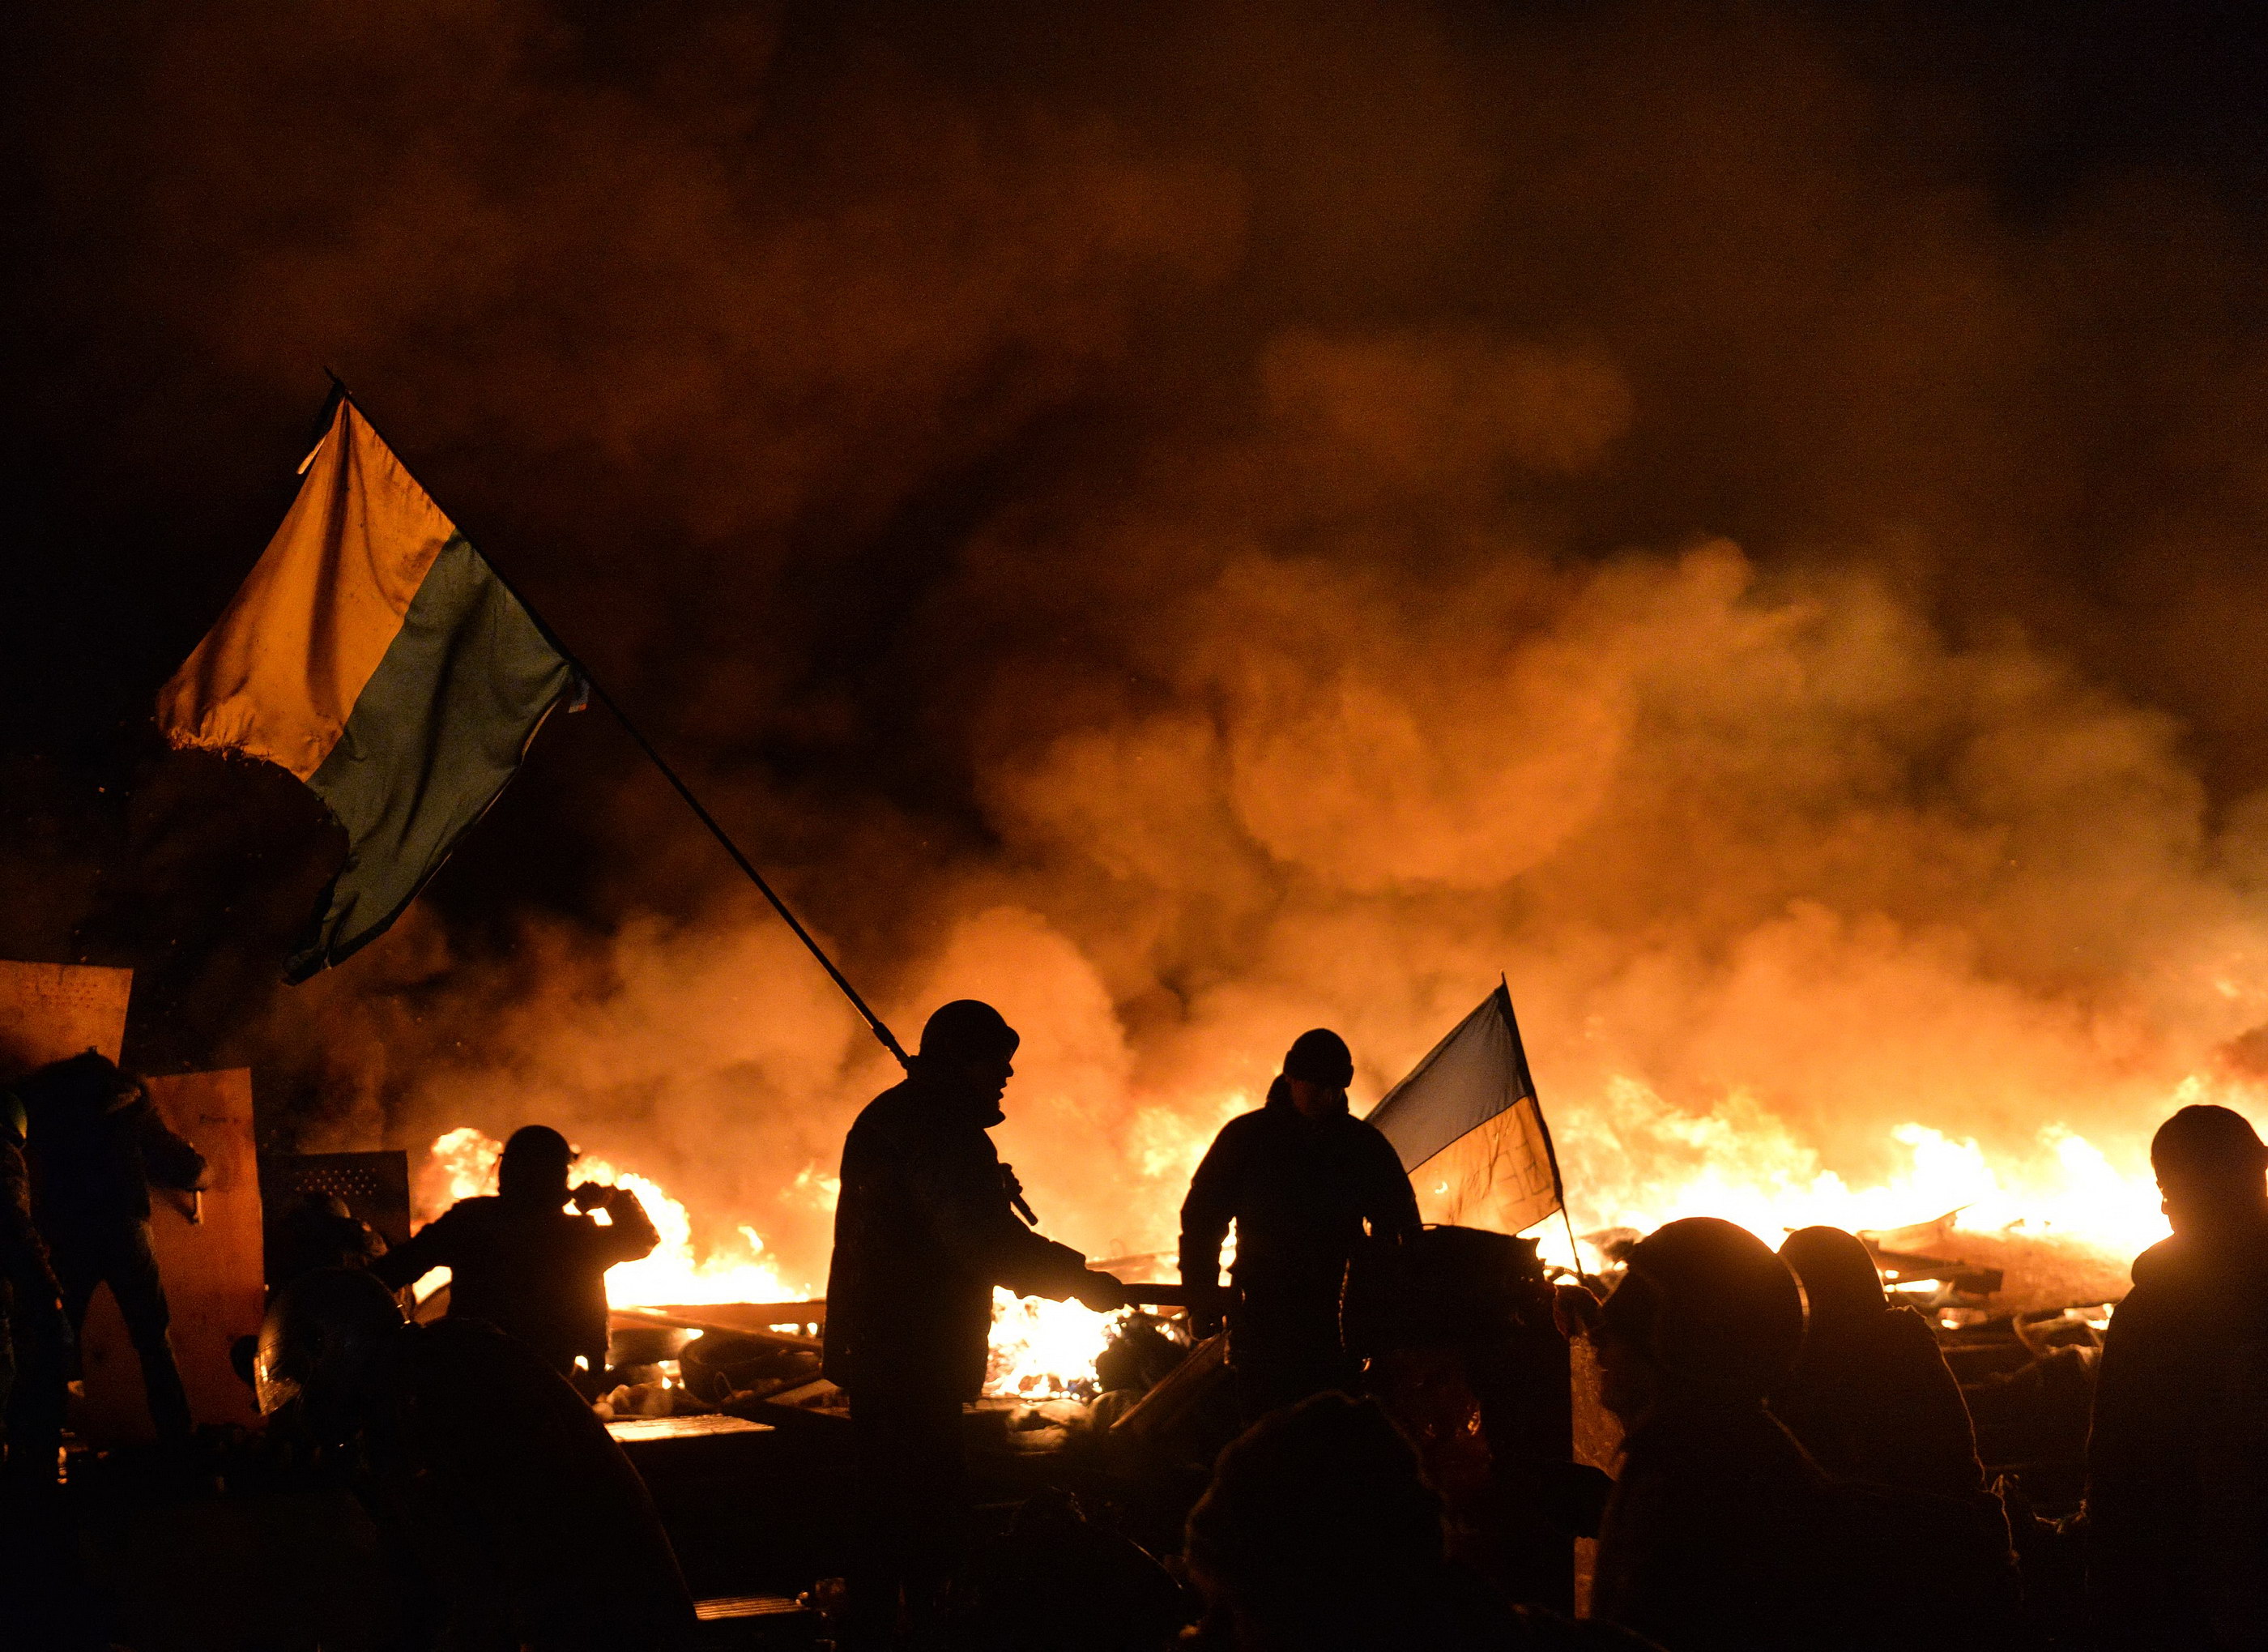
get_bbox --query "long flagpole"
[322,373,910,1067]
[1498,975,1588,1280]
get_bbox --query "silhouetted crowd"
[5,1016,2266,1651]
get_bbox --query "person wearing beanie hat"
[824,1000,1125,1648]
[1179,1027,1420,1422]
[2087,1103,2268,1648]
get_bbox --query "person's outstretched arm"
[1177,1123,1250,1338]
[910,1135,1109,1304]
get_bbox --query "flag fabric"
[1364,983,1564,1233]
[157,396,574,981]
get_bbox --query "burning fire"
[986,1291,1129,1400]
[1392,1069,2191,1321]
[1523,1073,2179,1281]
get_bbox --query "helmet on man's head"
[1779,1225,1886,1326]
[1601,1216,1806,1399]
[255,1267,405,1435]
[498,1125,574,1202]
[919,1001,1021,1065]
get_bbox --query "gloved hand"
[569,1180,612,1213]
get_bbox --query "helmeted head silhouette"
[2151,1103,2266,1181]
[1778,1225,1884,1327]
[1601,1216,1807,1401]
[918,1000,1021,1065]
[255,1266,406,1437]
[498,1125,574,1204]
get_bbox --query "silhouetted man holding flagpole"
[824,1000,1125,1650]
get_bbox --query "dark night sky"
[6,2,2268,1207]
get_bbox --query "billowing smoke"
[11,2,2268,1283]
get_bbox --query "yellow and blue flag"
[1366,983,1564,1233]
[157,397,574,980]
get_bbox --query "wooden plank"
[609,1302,824,1352]
[78,1070,266,1443]
[0,959,130,1080]
[1569,1335,1622,1619]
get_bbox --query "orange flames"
[1520,1073,2174,1278]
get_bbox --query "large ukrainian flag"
[158,396,575,981]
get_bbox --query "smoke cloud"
[10,2,2268,1279]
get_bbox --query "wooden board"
[77,1070,266,1444]
[1569,1335,1623,1618]
[0,959,130,1081]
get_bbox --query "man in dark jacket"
[823,1000,1123,1650]
[17,1052,205,1442]
[2087,1103,2268,1650]
[1179,1028,1422,1421]
[0,1089,68,1482]
[1772,1224,1985,1501]
[373,1125,659,1384]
